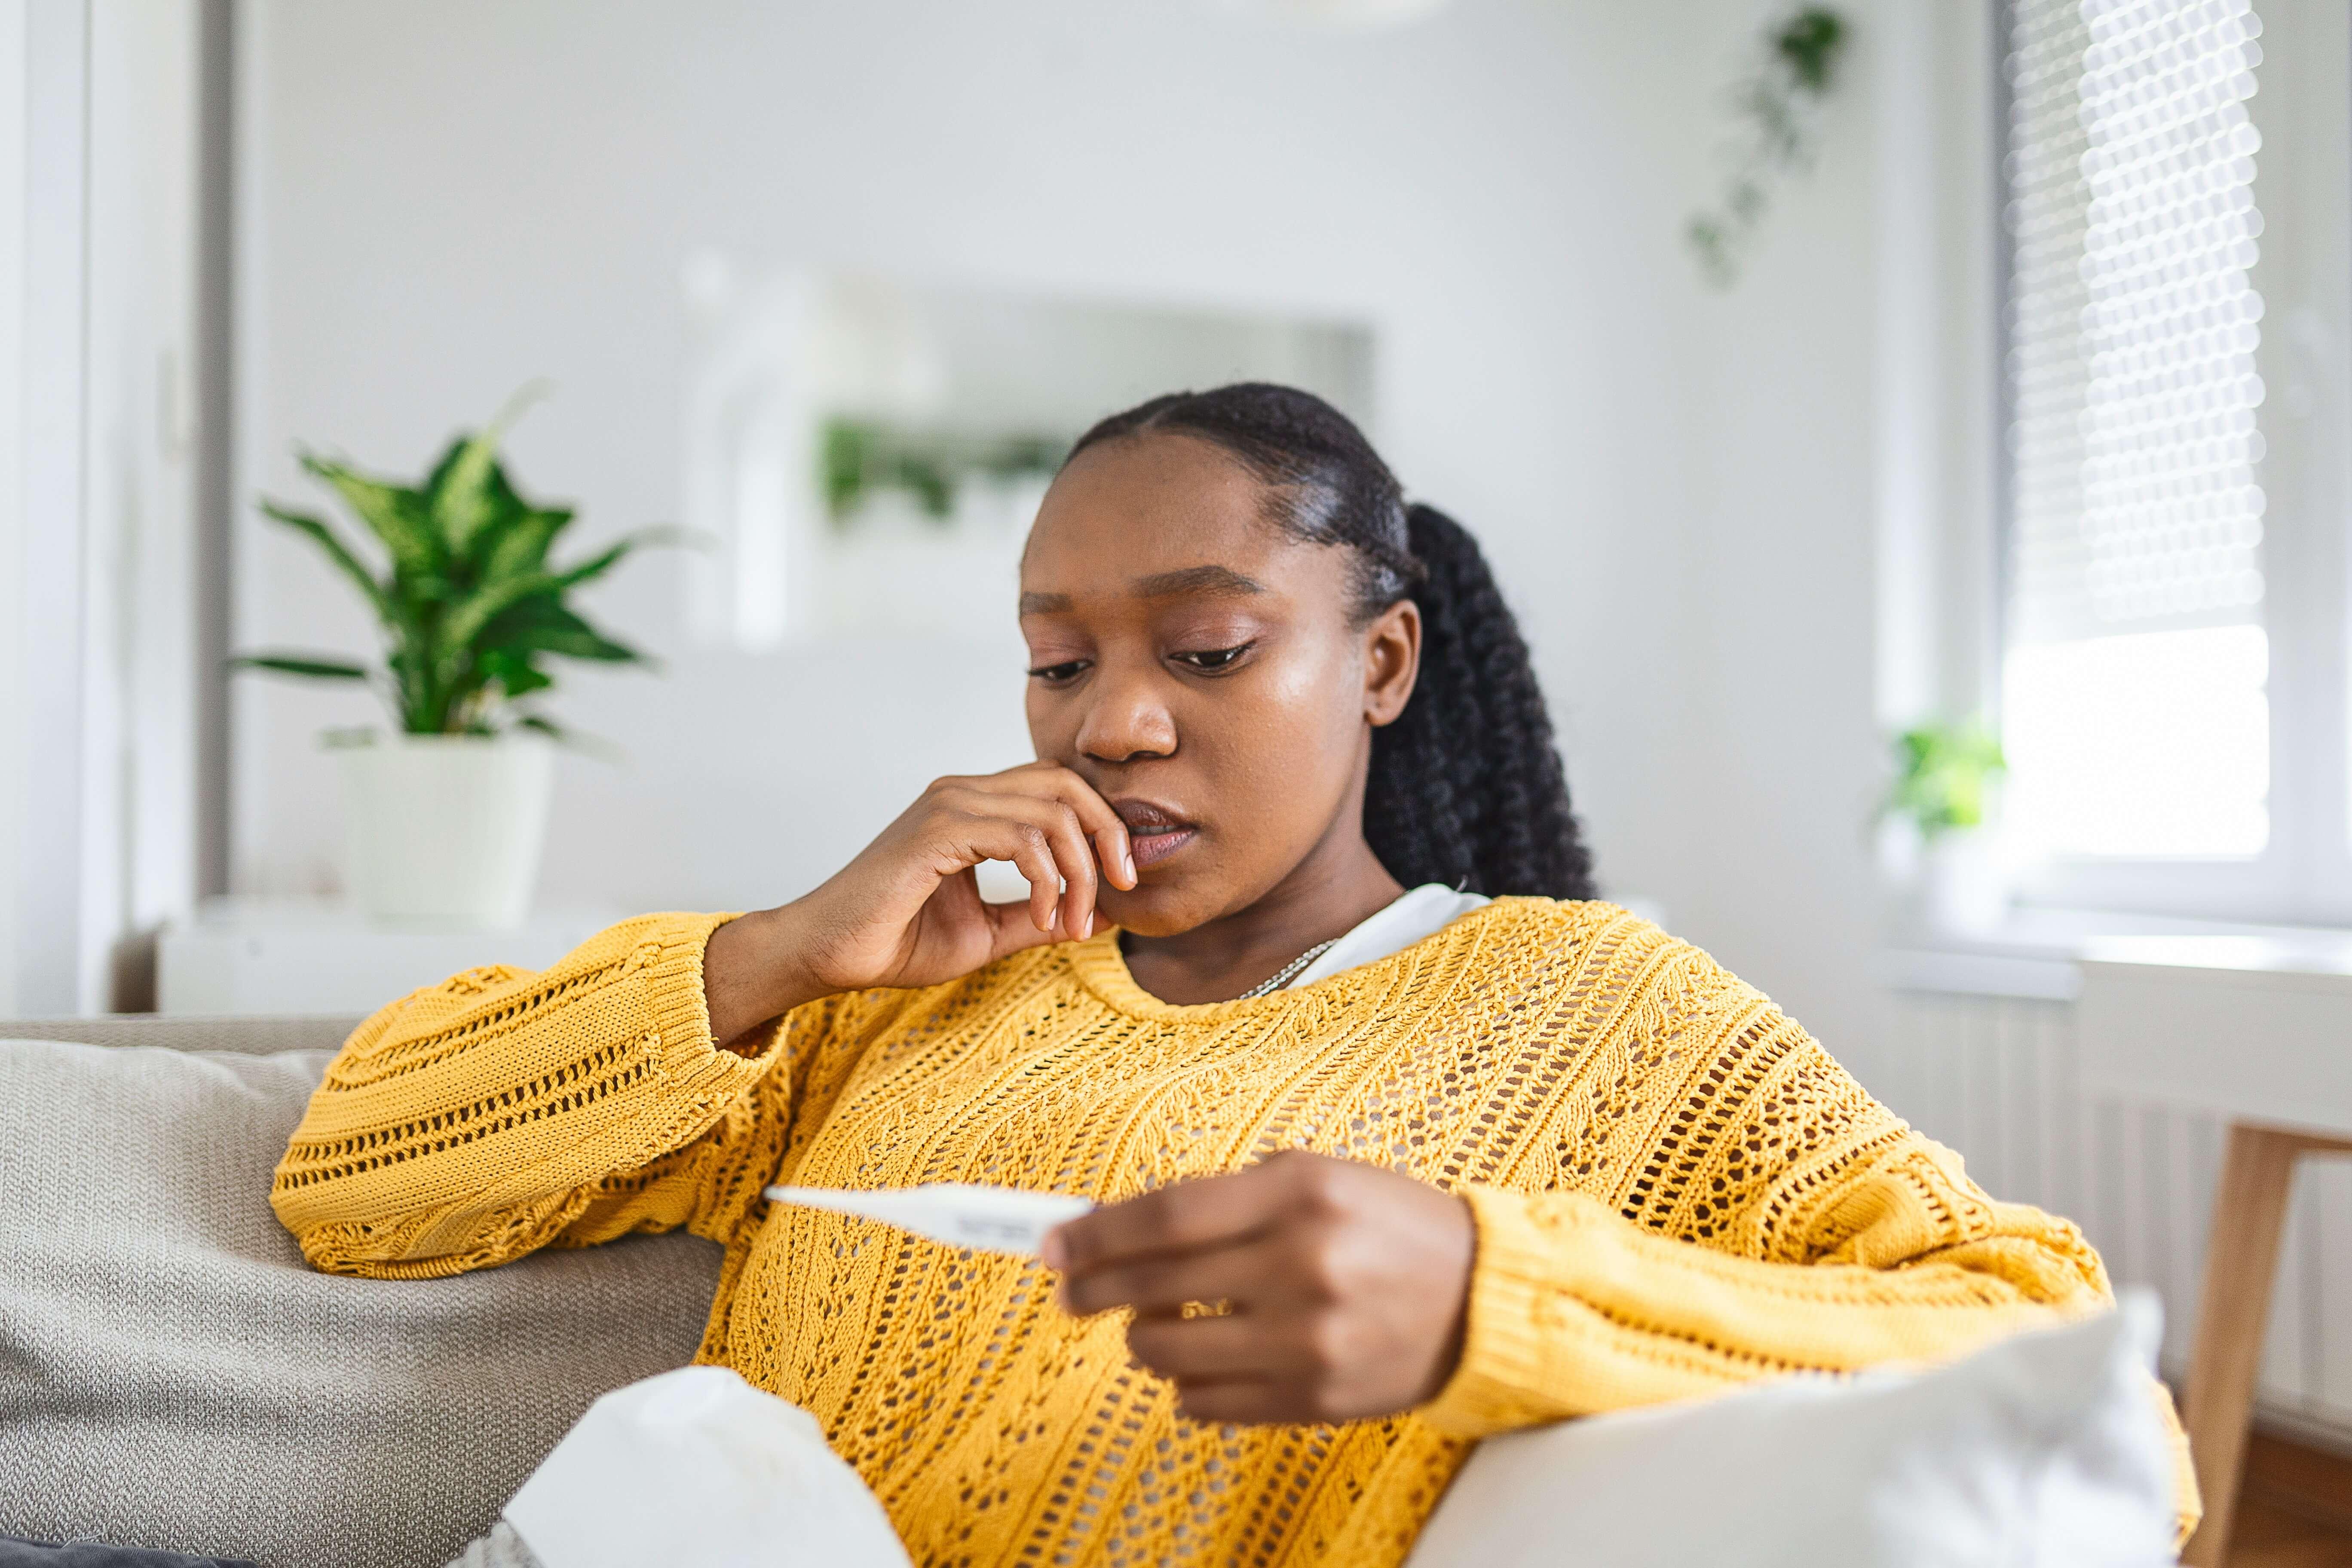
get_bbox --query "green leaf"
[1883,720,2007,838]
[1774,7,1845,93]
[430,382,550,555]
[300,456,444,585]
[429,530,667,704]
[258,502,395,621]
[886,452,955,519]
[821,420,873,520]
[230,652,373,680]
[479,646,555,698]
[547,527,681,591]
[431,435,505,557]
[479,508,575,586]
[480,598,643,663]
[434,570,565,670]
[516,713,565,738]
[426,441,530,564]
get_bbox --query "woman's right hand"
[703,762,1135,1049]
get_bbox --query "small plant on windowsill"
[1881,720,2010,935]
[234,388,670,928]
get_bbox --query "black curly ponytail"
[1064,383,1596,900]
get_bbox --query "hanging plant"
[818,418,1068,529]
[1686,6,1850,288]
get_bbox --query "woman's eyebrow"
[1020,567,1268,617]
[1132,565,1268,599]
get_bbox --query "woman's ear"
[1363,599,1421,728]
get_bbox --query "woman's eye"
[1173,643,1253,674]
[1026,659,1090,684]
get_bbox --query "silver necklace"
[1234,938,1340,1000]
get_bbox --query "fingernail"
[1122,847,1136,885]
[1040,1230,1066,1269]
[1082,910,1095,939]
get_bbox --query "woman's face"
[1019,433,1418,937]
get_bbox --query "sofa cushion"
[0,1036,720,1568]
[1403,1295,2180,1568]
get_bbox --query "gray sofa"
[0,1020,2191,1568]
[0,1017,722,1568]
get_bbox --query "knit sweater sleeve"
[1424,1135,2110,1427]
[1419,929,2198,1536]
[270,911,819,1278]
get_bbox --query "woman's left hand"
[1041,1150,1476,1424]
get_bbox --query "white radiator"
[1885,987,2352,1447]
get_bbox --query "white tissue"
[764,1182,1095,1256]
[502,1365,910,1568]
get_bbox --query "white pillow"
[1405,1292,2179,1568]
[488,1298,2179,1568]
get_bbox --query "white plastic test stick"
[763,1182,1096,1257]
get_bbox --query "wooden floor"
[2230,1496,2352,1567]
[2221,1434,2352,1568]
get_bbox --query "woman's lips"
[1111,799,1198,871]
[1127,826,1198,870]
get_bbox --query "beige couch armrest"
[4,1013,362,1054]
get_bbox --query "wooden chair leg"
[2179,1124,2307,1567]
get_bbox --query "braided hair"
[1064,383,1596,900]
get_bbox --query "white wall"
[0,0,28,1019]
[4,0,205,1015]
[83,0,204,1004]
[233,0,1923,1088]
[5,0,95,1017]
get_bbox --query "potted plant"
[236,394,662,927]
[1882,720,2009,935]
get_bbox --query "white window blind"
[2002,0,2270,859]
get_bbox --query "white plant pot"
[1922,825,2009,936]
[334,733,554,929]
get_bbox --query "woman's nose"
[1074,669,1176,764]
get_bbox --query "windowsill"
[1880,904,2352,1001]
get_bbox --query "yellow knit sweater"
[273,899,2185,1564]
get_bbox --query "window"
[1998,0,2352,921]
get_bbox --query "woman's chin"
[1093,882,1219,940]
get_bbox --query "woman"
[274,385,2190,1564]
